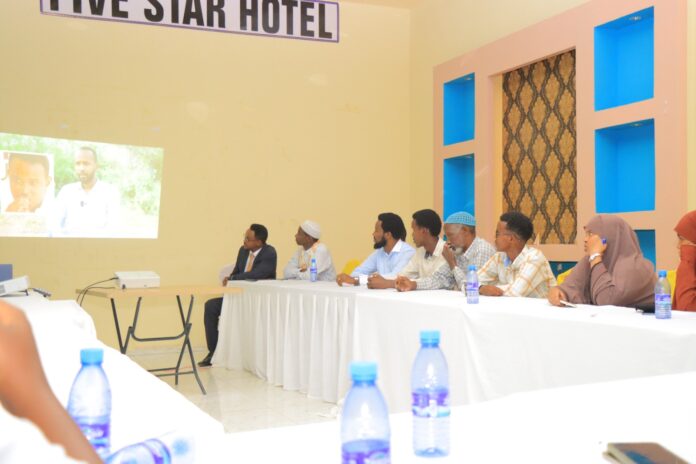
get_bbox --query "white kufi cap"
[300,220,321,239]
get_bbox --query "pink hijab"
[559,215,656,307]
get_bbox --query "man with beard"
[335,212,415,286]
[395,211,495,292]
[53,146,120,236]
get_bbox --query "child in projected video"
[52,146,121,236]
[4,153,53,214]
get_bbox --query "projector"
[115,271,160,289]
[0,276,30,296]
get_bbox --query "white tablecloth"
[3,294,226,462]
[355,290,696,411]
[214,281,696,412]
[225,371,696,463]
[214,280,363,402]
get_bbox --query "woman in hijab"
[674,210,696,311]
[548,215,656,309]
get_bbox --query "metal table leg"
[110,298,125,354]
[125,294,207,395]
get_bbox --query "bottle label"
[342,439,390,464]
[74,418,110,457]
[466,280,479,303]
[655,293,671,318]
[411,388,450,418]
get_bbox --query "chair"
[556,268,572,285]
[667,270,677,301]
[218,263,235,284]
[0,264,12,282]
[341,259,361,276]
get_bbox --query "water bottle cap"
[420,330,440,345]
[350,362,377,382]
[311,258,316,262]
[658,270,667,278]
[80,348,104,365]
[468,265,476,271]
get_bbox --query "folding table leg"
[181,295,206,394]
[123,297,143,354]
[110,298,125,354]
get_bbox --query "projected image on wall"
[0,133,163,238]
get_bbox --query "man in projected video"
[4,153,52,213]
[53,147,120,236]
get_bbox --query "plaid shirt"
[477,246,556,298]
[417,237,496,291]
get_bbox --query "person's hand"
[395,276,417,292]
[367,274,392,289]
[0,301,102,464]
[0,302,51,414]
[547,286,567,307]
[222,277,229,286]
[299,265,308,272]
[336,273,357,286]
[479,285,503,297]
[586,234,607,257]
[5,197,31,212]
[442,243,457,269]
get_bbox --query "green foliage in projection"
[0,132,164,217]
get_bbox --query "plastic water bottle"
[655,270,672,319]
[411,330,450,457]
[310,257,318,282]
[466,265,479,304]
[68,348,111,459]
[341,362,391,464]
[106,432,195,464]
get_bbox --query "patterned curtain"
[502,50,577,244]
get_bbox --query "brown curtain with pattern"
[502,50,577,244]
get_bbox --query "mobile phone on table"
[606,442,687,464]
[559,299,577,308]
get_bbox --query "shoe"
[198,352,213,367]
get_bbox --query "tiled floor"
[129,349,337,433]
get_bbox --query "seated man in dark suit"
[199,223,277,367]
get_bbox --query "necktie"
[245,253,255,272]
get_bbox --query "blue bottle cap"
[420,330,440,345]
[658,270,667,278]
[350,362,377,382]
[468,265,476,271]
[80,348,104,365]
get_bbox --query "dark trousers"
[203,297,224,354]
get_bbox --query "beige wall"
[410,0,696,220]
[0,2,411,350]
[2,0,695,350]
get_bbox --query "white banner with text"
[41,0,339,42]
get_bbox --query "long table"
[225,371,696,463]
[215,281,696,411]
[4,294,226,462]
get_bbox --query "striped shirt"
[477,246,556,298]
[416,237,496,291]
